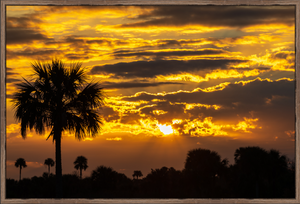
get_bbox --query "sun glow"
[158,124,173,135]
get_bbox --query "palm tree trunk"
[48,165,50,174]
[80,168,82,179]
[19,166,21,181]
[55,128,63,198]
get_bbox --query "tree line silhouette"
[7,146,295,198]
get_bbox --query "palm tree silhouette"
[74,156,88,179]
[44,158,55,175]
[132,170,143,179]
[15,158,27,181]
[12,59,104,198]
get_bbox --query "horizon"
[6,5,295,181]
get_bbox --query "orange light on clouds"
[82,137,94,141]
[153,110,168,115]
[242,23,294,33]
[5,5,295,181]
[106,137,122,141]
[6,123,20,134]
[156,69,267,84]
[7,160,43,168]
[232,118,261,133]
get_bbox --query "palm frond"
[15,158,27,168]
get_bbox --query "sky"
[5,5,295,180]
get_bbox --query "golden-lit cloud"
[6,123,20,134]
[82,137,94,141]
[155,68,267,84]
[245,50,295,71]
[242,24,294,33]
[153,110,168,115]
[177,117,261,137]
[6,160,44,168]
[185,103,221,110]
[183,117,228,137]
[98,24,226,34]
[232,118,261,133]
[106,137,122,141]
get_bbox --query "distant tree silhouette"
[91,165,132,197]
[233,146,291,198]
[183,148,228,197]
[15,158,27,181]
[132,170,143,179]
[44,158,55,175]
[142,166,183,198]
[12,59,104,198]
[74,156,88,179]
[91,165,116,191]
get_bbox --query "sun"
[158,124,173,135]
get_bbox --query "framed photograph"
[1,0,299,203]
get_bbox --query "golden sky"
[6,5,295,180]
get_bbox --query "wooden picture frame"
[1,0,299,203]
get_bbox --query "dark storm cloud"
[156,39,214,47]
[120,79,294,124]
[90,59,247,78]
[153,39,208,48]
[36,5,132,14]
[113,49,225,58]
[43,35,129,50]
[157,39,184,47]
[6,78,21,83]
[65,54,90,60]
[6,28,52,45]
[102,81,183,89]
[274,53,289,59]
[7,47,94,61]
[140,101,188,124]
[49,35,128,46]
[269,51,295,67]
[6,16,42,29]
[270,51,295,60]
[6,67,23,84]
[6,39,96,60]
[6,16,53,45]
[120,6,295,28]
[101,106,120,122]
[6,48,60,59]
[87,39,128,46]
[6,67,17,76]
[63,35,85,44]
[123,79,294,108]
[120,113,142,125]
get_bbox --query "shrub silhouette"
[132,170,143,179]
